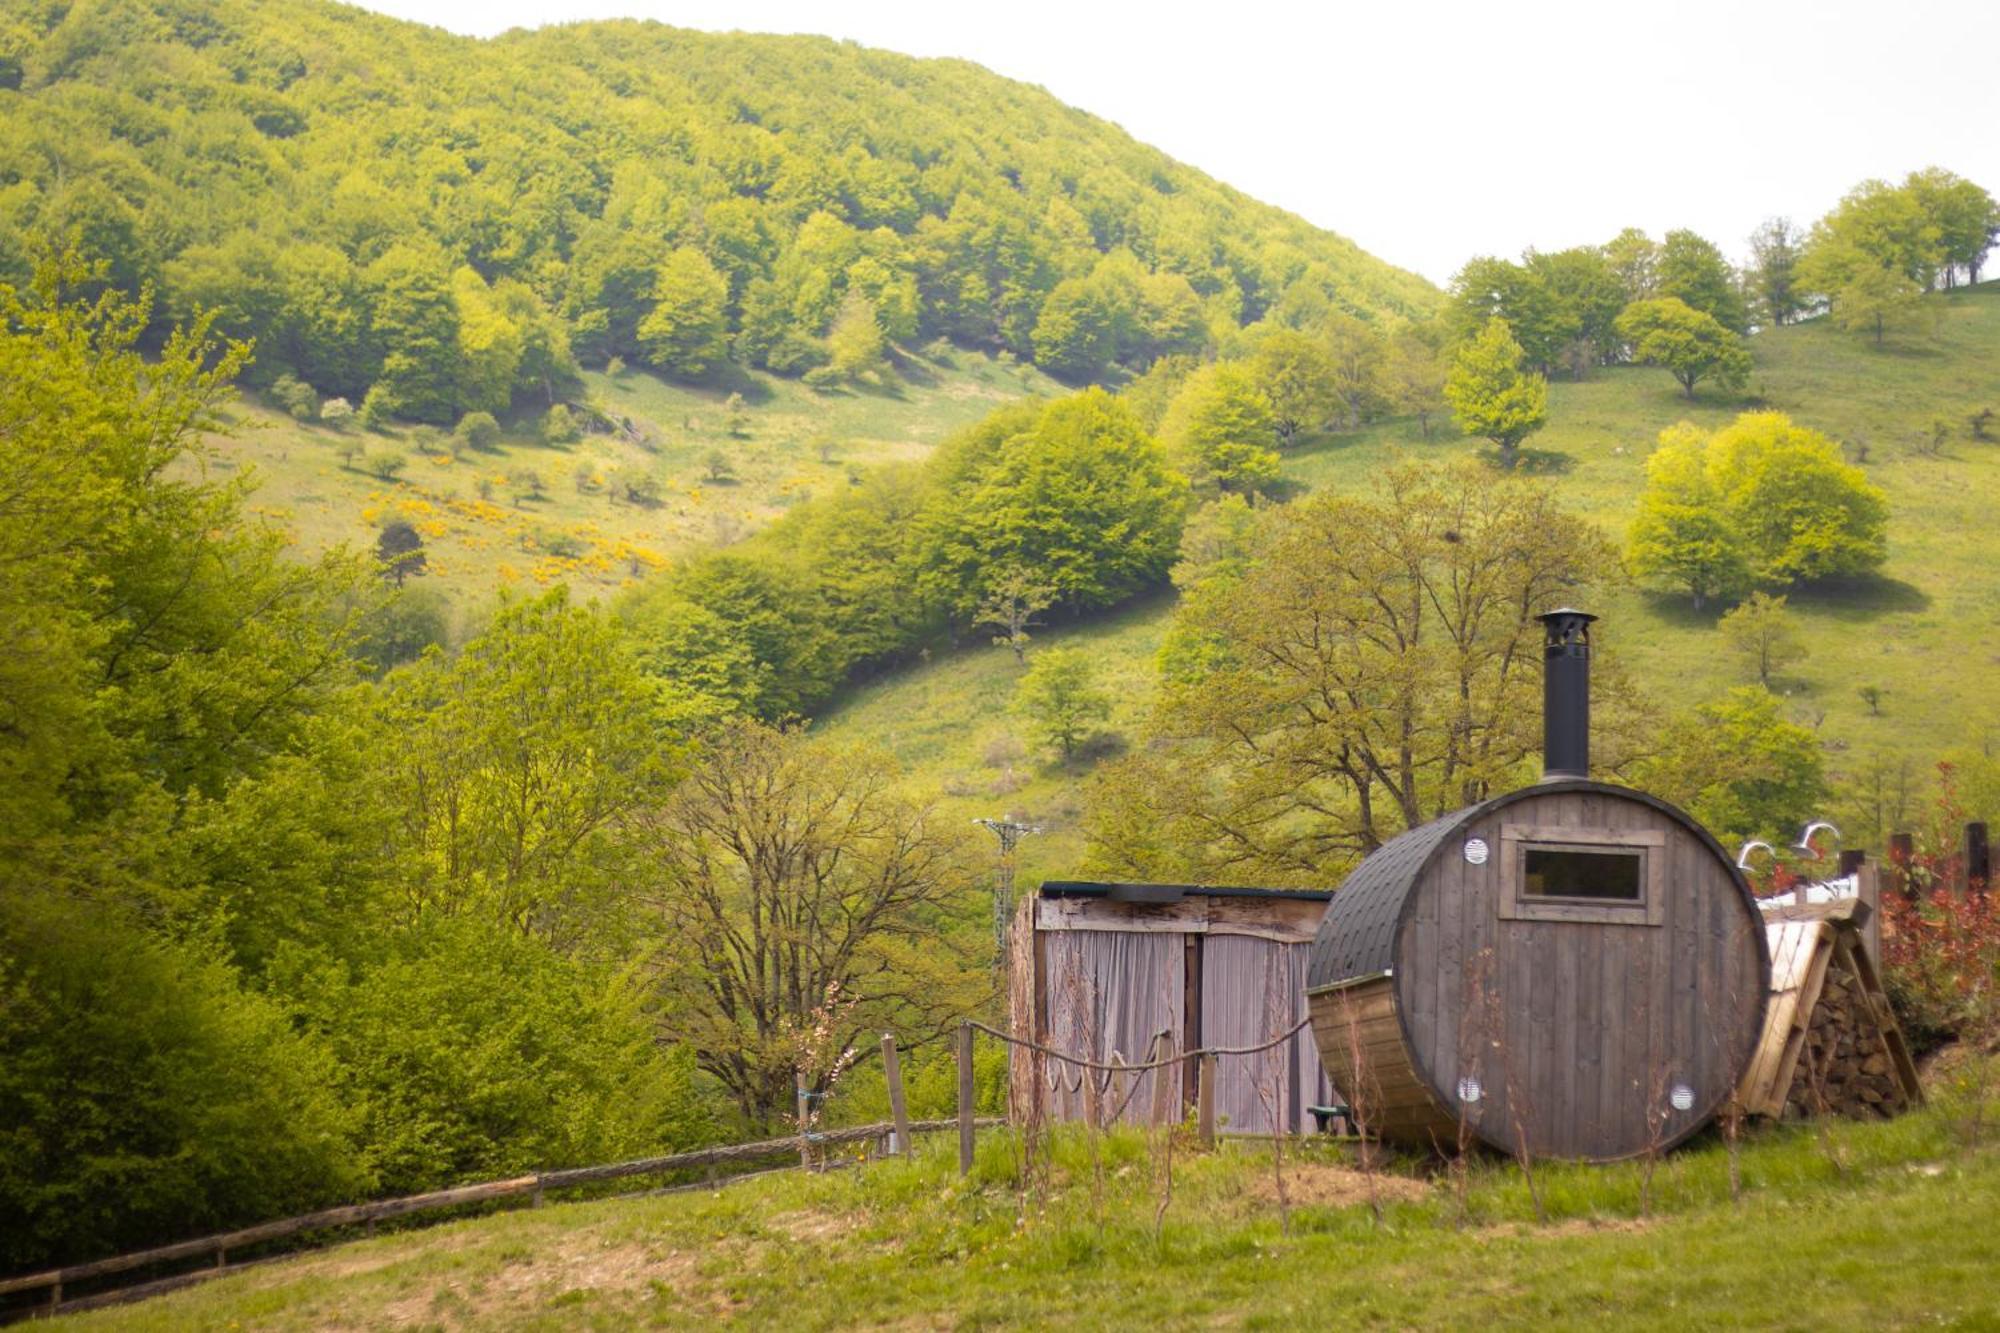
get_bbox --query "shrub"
[271,373,318,421]
[1876,766,2000,1050]
[1883,889,2000,1051]
[764,330,828,376]
[622,473,664,506]
[363,450,408,481]
[319,396,353,425]
[299,916,709,1195]
[455,410,501,451]
[542,403,581,445]
[506,466,546,504]
[358,384,394,431]
[356,584,451,673]
[0,891,367,1269]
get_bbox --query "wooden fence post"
[1966,822,1989,896]
[1889,832,1916,899]
[1837,848,1865,878]
[1197,1053,1217,1149]
[1856,862,1882,973]
[796,1073,812,1170]
[882,1033,910,1156]
[958,1022,976,1177]
[1147,1031,1174,1127]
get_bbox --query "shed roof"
[1039,880,1332,904]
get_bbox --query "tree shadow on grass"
[1784,575,1931,620]
[1260,476,1311,504]
[1635,590,1723,630]
[1055,730,1129,774]
[1491,447,1576,475]
[709,361,776,405]
[887,345,942,389]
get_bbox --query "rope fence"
[7,1017,1319,1315]
[966,1015,1309,1073]
[952,1015,1316,1170]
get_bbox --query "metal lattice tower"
[974,817,1041,951]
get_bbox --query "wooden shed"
[1305,611,1771,1161]
[1016,882,1334,1135]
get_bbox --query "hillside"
[0,0,1434,401]
[818,283,2000,878]
[49,1096,2000,1329]
[212,345,1063,613]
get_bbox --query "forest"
[3,0,2000,1284]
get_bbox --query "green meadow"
[818,285,2000,879]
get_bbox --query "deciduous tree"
[1719,591,1806,686]
[1089,465,1616,879]
[1383,323,1447,439]
[1160,362,1281,493]
[1656,229,1748,332]
[636,722,984,1126]
[1245,327,1340,446]
[1704,412,1888,584]
[1014,646,1112,761]
[1747,217,1806,326]
[1444,318,1547,469]
[974,565,1056,665]
[1614,297,1752,399]
[1625,423,1751,611]
[1629,688,1827,846]
[639,247,730,378]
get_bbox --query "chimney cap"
[1535,607,1597,626]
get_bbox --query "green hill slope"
[819,284,2000,877]
[210,346,1063,613]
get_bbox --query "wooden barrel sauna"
[1304,612,1770,1161]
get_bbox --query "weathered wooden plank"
[1034,894,1323,944]
[882,1035,911,1155]
[958,1023,976,1176]
[1206,894,1327,942]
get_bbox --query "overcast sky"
[349,0,1998,286]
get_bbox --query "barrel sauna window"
[1498,825,1667,925]
[1524,847,1641,900]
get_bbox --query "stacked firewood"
[1783,956,1911,1119]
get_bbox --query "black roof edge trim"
[1039,880,1334,903]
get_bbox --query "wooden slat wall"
[1306,980,1457,1145]
[1389,789,1766,1161]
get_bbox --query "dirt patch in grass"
[1245,1163,1431,1210]
[765,1208,863,1244]
[360,1230,722,1328]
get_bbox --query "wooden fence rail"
[1,1115,996,1319]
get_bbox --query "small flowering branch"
[784,980,862,1169]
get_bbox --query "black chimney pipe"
[1537,608,1596,781]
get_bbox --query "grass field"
[58,1076,2000,1329]
[210,346,1061,623]
[818,285,2000,877]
